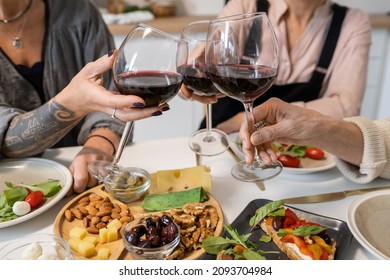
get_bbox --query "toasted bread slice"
[260,216,336,260]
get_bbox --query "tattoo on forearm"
[3,99,81,157]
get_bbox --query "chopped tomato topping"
[283,208,300,228]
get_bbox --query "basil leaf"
[243,250,267,260]
[259,235,272,243]
[201,236,238,255]
[249,200,283,227]
[4,188,28,206]
[277,225,326,237]
[291,225,326,236]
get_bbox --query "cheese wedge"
[150,165,212,194]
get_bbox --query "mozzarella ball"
[12,201,31,216]
[22,242,43,260]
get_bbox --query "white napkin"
[101,10,155,25]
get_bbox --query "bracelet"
[85,135,116,156]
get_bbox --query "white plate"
[228,132,336,175]
[347,190,390,259]
[0,158,72,228]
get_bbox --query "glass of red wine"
[205,12,282,182]
[178,20,230,156]
[88,24,188,182]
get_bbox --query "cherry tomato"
[24,190,44,209]
[278,154,300,168]
[305,147,325,160]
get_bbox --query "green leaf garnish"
[249,200,283,227]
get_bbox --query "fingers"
[82,49,117,79]
[68,159,98,194]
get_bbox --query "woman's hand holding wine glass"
[206,12,282,181]
[88,23,188,182]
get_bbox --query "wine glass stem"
[243,102,260,163]
[112,121,134,167]
[203,103,214,142]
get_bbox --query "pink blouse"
[219,0,372,117]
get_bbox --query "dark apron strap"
[309,3,347,85]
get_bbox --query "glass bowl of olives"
[122,214,180,259]
[103,167,151,203]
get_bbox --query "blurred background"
[91,0,390,141]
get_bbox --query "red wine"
[207,64,276,103]
[114,71,183,107]
[178,65,219,97]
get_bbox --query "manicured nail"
[152,111,162,116]
[108,48,115,57]
[133,102,145,108]
[162,106,170,112]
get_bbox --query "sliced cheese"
[151,165,212,194]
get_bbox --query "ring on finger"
[254,120,267,130]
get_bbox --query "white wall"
[333,0,390,13]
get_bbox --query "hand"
[179,84,224,104]
[239,98,329,165]
[216,112,244,134]
[67,146,113,195]
[55,49,170,122]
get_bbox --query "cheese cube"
[97,247,111,260]
[107,228,118,242]
[77,241,95,258]
[99,228,108,243]
[154,165,212,194]
[68,238,83,252]
[107,218,122,231]
[69,226,87,240]
[83,235,98,246]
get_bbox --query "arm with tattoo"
[2,99,82,157]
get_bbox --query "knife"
[281,186,390,204]
[227,145,265,191]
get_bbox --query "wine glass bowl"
[179,20,230,157]
[88,24,188,182]
[113,24,187,107]
[206,12,282,181]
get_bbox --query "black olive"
[161,215,172,226]
[147,226,157,236]
[165,222,178,243]
[125,231,138,245]
[272,216,284,231]
[138,239,152,248]
[154,217,162,234]
[148,234,161,247]
[318,232,332,245]
[130,225,147,238]
[146,217,156,228]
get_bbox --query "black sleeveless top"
[200,0,347,129]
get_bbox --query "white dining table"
[0,136,388,260]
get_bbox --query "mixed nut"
[64,193,133,234]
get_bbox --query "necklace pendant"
[13,37,22,48]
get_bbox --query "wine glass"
[205,12,282,182]
[179,20,230,156]
[88,23,188,182]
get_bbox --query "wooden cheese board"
[53,184,224,260]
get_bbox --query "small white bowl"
[0,234,72,260]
